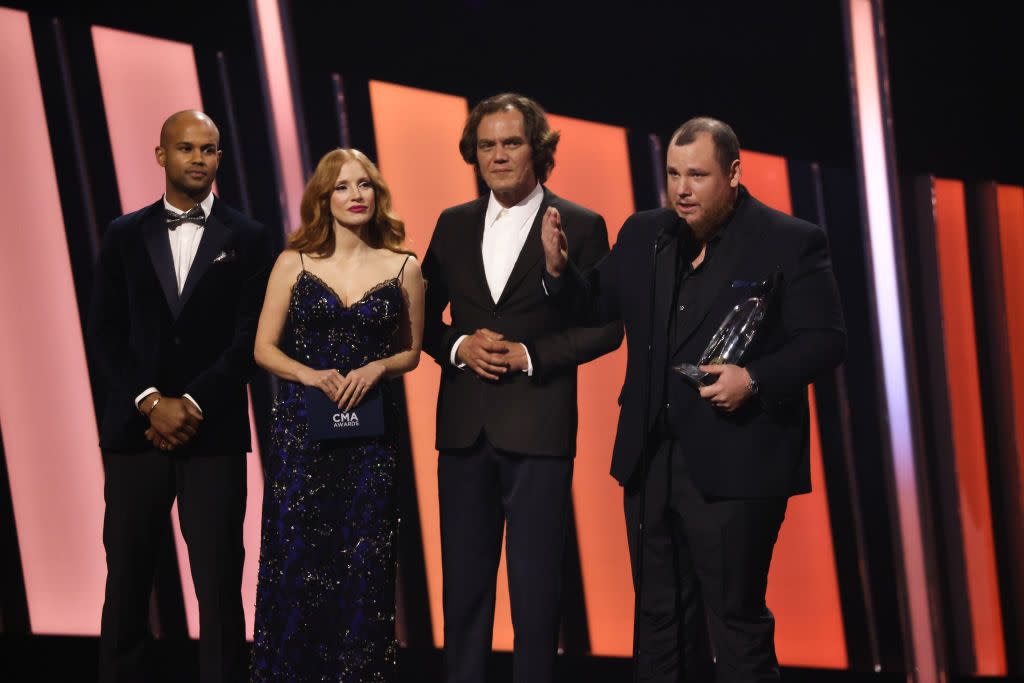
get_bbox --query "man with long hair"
[422,93,623,683]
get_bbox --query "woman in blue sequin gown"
[250,148,424,682]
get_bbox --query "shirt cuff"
[450,335,468,369]
[520,343,533,376]
[183,394,203,414]
[542,270,563,296]
[135,388,158,410]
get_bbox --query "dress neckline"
[298,270,400,309]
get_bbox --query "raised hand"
[456,328,510,380]
[540,206,568,277]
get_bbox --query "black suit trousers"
[438,437,573,683]
[99,449,246,683]
[625,439,787,683]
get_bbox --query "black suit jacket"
[422,188,623,457]
[87,198,272,455]
[550,187,846,496]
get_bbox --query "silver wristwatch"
[746,371,760,396]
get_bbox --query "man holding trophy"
[541,117,846,682]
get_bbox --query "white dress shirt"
[134,192,216,413]
[450,183,544,375]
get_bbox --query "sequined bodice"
[287,271,403,374]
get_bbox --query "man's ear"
[729,159,741,188]
[155,145,167,168]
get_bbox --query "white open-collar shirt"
[450,183,544,375]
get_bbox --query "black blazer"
[550,187,846,496]
[87,198,272,455]
[422,188,624,457]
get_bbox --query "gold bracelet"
[144,396,162,416]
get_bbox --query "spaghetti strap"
[397,254,412,281]
[299,252,306,270]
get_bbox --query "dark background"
[8,0,1020,184]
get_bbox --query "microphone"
[655,217,685,253]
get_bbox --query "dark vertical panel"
[627,130,660,212]
[0,425,30,634]
[28,15,107,422]
[33,13,123,230]
[818,165,906,672]
[278,0,311,175]
[900,175,975,673]
[965,181,1024,674]
[189,10,287,249]
[288,6,375,165]
[29,17,100,309]
[788,159,875,671]
[331,74,352,150]
[340,76,380,164]
[294,63,344,160]
[193,47,253,215]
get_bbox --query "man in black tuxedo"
[88,110,271,682]
[422,93,622,683]
[542,117,846,682]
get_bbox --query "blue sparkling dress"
[251,260,407,682]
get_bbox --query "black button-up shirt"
[653,200,739,439]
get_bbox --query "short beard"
[686,197,734,243]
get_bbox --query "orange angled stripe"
[996,185,1024,522]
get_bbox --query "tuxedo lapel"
[178,208,230,314]
[466,197,491,305]
[142,202,180,317]
[672,195,762,355]
[495,189,550,307]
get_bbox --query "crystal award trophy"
[672,277,775,387]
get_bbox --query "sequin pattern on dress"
[251,269,404,682]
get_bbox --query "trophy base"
[673,363,712,388]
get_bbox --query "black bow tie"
[165,205,206,230]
